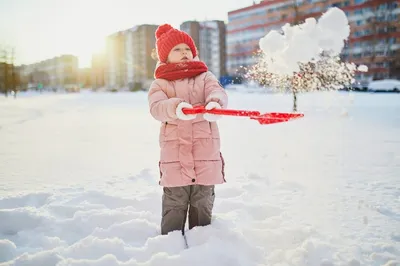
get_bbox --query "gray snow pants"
[161,185,215,235]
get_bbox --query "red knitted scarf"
[154,61,208,81]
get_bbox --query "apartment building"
[78,68,92,88]
[181,20,227,79]
[91,53,106,89]
[343,0,399,80]
[105,31,125,89]
[18,55,78,90]
[105,24,158,90]
[227,0,399,81]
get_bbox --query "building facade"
[105,31,125,89]
[181,20,227,79]
[18,55,78,90]
[343,0,399,80]
[91,53,106,89]
[78,67,92,88]
[105,24,158,90]
[227,0,399,81]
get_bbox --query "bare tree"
[10,48,17,98]
[1,48,9,97]
[289,0,304,112]
[0,47,18,97]
[1,48,8,96]
[247,52,357,93]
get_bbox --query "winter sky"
[0,0,253,68]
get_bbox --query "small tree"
[0,48,9,97]
[245,7,365,112]
[289,0,304,111]
[246,52,358,96]
[1,47,18,97]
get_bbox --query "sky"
[0,0,254,68]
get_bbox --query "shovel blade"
[250,112,304,125]
[259,112,305,119]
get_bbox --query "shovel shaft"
[183,106,260,117]
[182,106,304,125]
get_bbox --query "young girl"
[148,24,228,235]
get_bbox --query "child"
[148,24,228,235]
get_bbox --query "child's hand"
[204,102,222,122]
[176,102,196,120]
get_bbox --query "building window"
[363,29,372,35]
[354,0,365,4]
[378,27,386,34]
[378,3,387,10]
[390,14,398,21]
[363,7,372,13]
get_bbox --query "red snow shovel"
[182,106,304,125]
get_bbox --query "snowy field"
[0,90,399,266]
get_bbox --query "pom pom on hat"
[155,24,197,63]
[156,24,173,39]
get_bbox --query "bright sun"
[61,4,108,68]
[74,36,106,68]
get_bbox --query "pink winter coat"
[148,70,228,187]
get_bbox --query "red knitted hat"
[155,24,197,63]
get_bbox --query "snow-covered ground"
[368,80,400,92]
[0,90,399,266]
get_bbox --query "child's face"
[167,43,193,63]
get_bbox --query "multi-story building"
[105,24,158,90]
[343,0,399,80]
[180,21,201,49]
[18,55,78,90]
[105,31,125,89]
[227,0,399,81]
[227,0,292,75]
[78,68,92,88]
[91,53,106,89]
[181,20,227,79]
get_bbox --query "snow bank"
[1,92,399,266]
[368,79,400,92]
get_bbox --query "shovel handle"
[183,106,260,117]
[182,106,304,125]
[182,106,206,115]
